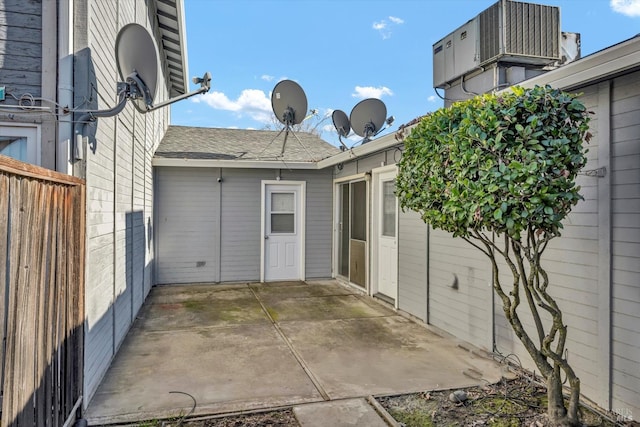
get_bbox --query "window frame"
[0,122,41,165]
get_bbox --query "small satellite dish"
[350,98,387,139]
[271,80,308,125]
[332,110,350,137]
[115,23,159,113]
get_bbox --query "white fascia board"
[515,36,640,91]
[317,130,406,169]
[175,0,189,89]
[152,157,319,169]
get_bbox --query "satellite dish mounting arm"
[146,72,212,111]
[73,72,211,160]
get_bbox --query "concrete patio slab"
[293,398,388,427]
[84,280,503,425]
[278,315,499,399]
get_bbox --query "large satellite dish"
[350,98,387,139]
[271,80,307,125]
[115,23,159,113]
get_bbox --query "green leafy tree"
[396,85,591,426]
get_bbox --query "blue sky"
[171,0,640,147]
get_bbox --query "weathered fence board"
[0,155,85,427]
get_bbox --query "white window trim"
[0,122,41,165]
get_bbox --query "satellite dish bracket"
[73,71,211,161]
[71,23,212,161]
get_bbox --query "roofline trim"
[175,0,189,90]
[513,35,640,90]
[152,158,320,169]
[316,130,406,169]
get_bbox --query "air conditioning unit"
[433,0,561,88]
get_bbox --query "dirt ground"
[377,376,629,427]
[132,376,634,427]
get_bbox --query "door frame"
[332,173,369,291]
[371,165,399,307]
[260,180,306,282]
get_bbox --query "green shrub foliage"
[397,85,591,240]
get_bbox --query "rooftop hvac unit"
[433,0,561,88]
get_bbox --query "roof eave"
[154,0,189,96]
[316,130,407,169]
[510,35,640,91]
[152,158,320,169]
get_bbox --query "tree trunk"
[547,368,581,426]
[547,369,567,423]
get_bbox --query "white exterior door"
[263,183,304,281]
[377,170,398,299]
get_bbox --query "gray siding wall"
[610,71,640,418]
[0,0,42,97]
[155,167,220,284]
[494,85,605,406]
[219,168,263,281]
[333,148,398,180]
[0,0,57,169]
[82,0,169,405]
[398,209,428,322]
[429,229,492,350]
[155,167,333,284]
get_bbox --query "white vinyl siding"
[83,0,170,405]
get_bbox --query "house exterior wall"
[493,84,603,404]
[76,0,169,405]
[610,71,640,418]
[334,148,432,323]
[154,166,334,284]
[328,55,639,418]
[0,0,57,169]
[398,209,428,322]
[429,230,493,350]
[155,166,220,284]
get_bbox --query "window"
[351,181,367,241]
[0,124,40,165]
[382,180,396,237]
[270,192,295,234]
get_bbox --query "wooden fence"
[0,155,85,427]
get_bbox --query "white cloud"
[427,95,437,102]
[611,0,640,16]
[193,88,273,123]
[373,16,404,39]
[372,21,387,30]
[261,74,275,82]
[352,86,393,99]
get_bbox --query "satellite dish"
[332,110,350,137]
[115,23,159,113]
[271,80,308,125]
[350,98,387,139]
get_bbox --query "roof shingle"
[156,126,340,162]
